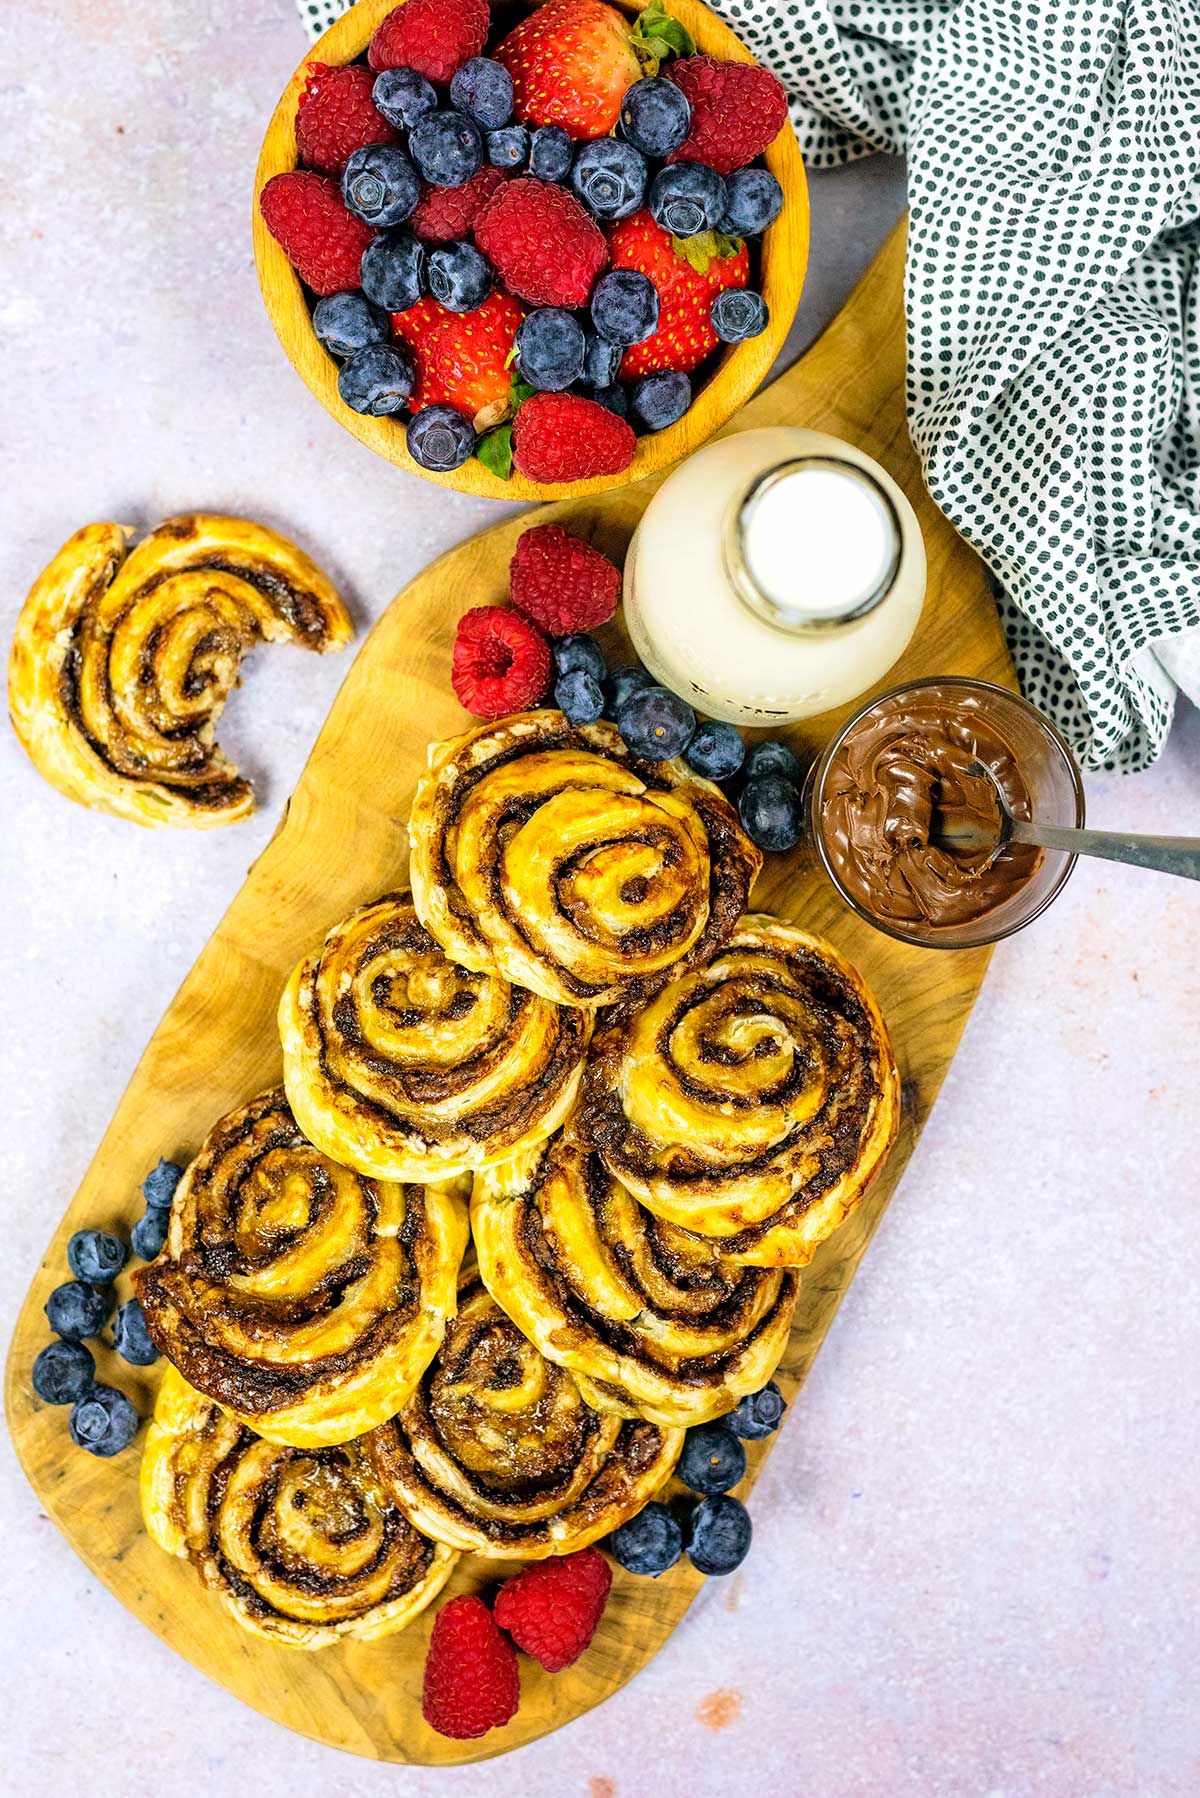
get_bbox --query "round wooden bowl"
[252,0,809,501]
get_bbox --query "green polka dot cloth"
[296,0,1200,770]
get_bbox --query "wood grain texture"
[252,0,810,502]
[6,222,1010,1766]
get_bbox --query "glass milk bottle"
[622,426,926,725]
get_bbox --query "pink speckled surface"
[2,5,1199,1795]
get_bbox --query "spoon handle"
[1009,820,1200,882]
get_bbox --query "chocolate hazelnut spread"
[819,693,1044,928]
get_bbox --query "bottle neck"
[723,455,905,636]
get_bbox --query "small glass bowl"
[807,676,1086,949]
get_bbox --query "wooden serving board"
[6,221,1010,1767]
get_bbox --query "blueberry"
[341,143,420,228]
[679,1421,747,1495]
[554,634,607,680]
[360,229,427,311]
[428,240,493,312]
[45,1280,112,1342]
[111,1298,160,1367]
[711,288,769,343]
[608,1501,683,1576]
[591,270,659,346]
[619,76,691,157]
[570,139,648,221]
[529,124,574,183]
[555,669,605,725]
[739,775,803,851]
[338,341,415,416]
[605,664,654,716]
[487,125,529,169]
[719,167,783,237]
[69,1383,139,1458]
[66,1228,127,1286]
[373,67,438,130]
[582,329,622,388]
[727,1380,785,1440]
[450,56,513,128]
[685,720,745,781]
[590,382,629,419]
[744,739,803,786]
[312,290,390,358]
[142,1158,183,1210]
[616,684,696,760]
[407,404,476,471]
[631,370,691,432]
[409,110,483,188]
[687,1493,752,1575]
[32,1339,95,1405]
[131,1206,170,1261]
[649,163,727,238]
[515,307,585,392]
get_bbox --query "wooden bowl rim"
[252,0,810,501]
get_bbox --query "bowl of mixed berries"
[254,0,808,498]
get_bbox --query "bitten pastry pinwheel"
[366,1275,684,1558]
[134,1088,468,1447]
[576,915,901,1266]
[279,892,592,1182]
[407,710,762,1008]
[471,1138,799,1427]
[142,1366,456,1648]
[7,514,351,828]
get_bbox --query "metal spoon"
[934,759,1200,882]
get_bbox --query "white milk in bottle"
[622,426,926,724]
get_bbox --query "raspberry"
[493,1547,613,1672]
[368,0,489,85]
[511,391,636,484]
[475,178,607,309]
[422,1594,521,1740]
[509,525,621,636]
[258,171,376,296]
[452,606,553,717]
[665,56,790,176]
[294,61,398,175]
[410,165,507,245]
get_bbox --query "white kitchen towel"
[296,0,1200,771]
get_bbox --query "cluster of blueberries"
[553,634,805,851]
[315,56,780,464]
[31,1159,182,1456]
[608,1381,785,1576]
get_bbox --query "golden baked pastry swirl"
[576,914,901,1266]
[408,710,762,1008]
[279,892,592,1182]
[366,1275,684,1558]
[133,1088,469,1447]
[7,514,351,827]
[471,1138,799,1427]
[142,1366,456,1648]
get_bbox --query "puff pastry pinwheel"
[133,1088,469,1447]
[471,1139,798,1428]
[7,514,351,828]
[366,1274,684,1558]
[576,914,901,1267]
[279,891,592,1182]
[141,1365,456,1648]
[407,710,762,1008]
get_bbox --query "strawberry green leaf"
[631,0,694,74]
[510,378,536,407]
[477,425,514,481]
[670,230,743,274]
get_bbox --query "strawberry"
[665,55,789,175]
[258,171,376,296]
[410,165,508,244]
[368,0,490,85]
[494,0,640,139]
[452,607,553,717]
[294,61,398,175]
[399,290,525,427]
[474,178,607,308]
[511,391,636,483]
[608,209,748,376]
